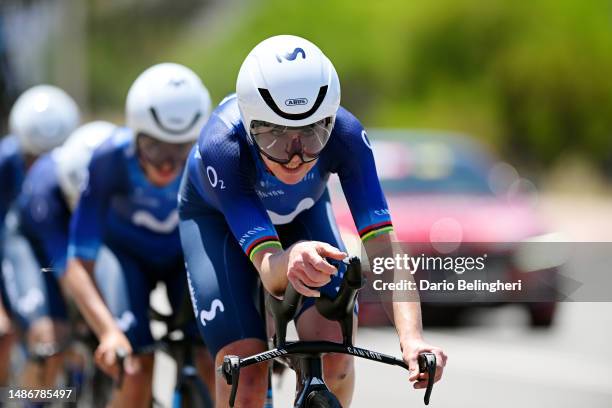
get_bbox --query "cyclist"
[63,63,214,408]
[4,121,115,391]
[177,35,447,407]
[0,85,79,387]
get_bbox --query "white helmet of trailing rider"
[9,85,80,155]
[126,63,211,144]
[54,121,116,210]
[236,35,340,163]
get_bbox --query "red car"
[331,131,559,327]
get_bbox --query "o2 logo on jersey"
[276,47,306,63]
[206,166,226,190]
[199,299,225,327]
[361,130,372,150]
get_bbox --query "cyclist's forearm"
[61,258,119,339]
[392,301,424,341]
[364,232,424,340]
[253,247,289,297]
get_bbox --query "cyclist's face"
[136,134,191,186]
[260,152,317,185]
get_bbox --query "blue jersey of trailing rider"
[0,135,27,227]
[68,128,183,263]
[16,153,70,277]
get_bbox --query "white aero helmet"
[126,63,211,144]
[54,121,116,210]
[236,35,341,131]
[9,85,80,155]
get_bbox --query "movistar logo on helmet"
[285,98,308,106]
[275,47,306,63]
[168,78,186,87]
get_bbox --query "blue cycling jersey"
[180,95,393,261]
[16,153,70,277]
[0,135,27,232]
[68,128,183,263]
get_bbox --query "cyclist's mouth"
[281,162,304,173]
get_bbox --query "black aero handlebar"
[222,256,437,406]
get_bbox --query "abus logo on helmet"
[285,98,308,106]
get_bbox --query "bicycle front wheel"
[304,390,343,408]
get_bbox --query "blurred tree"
[86,0,211,110]
[85,0,612,172]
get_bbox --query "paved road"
[270,303,612,407]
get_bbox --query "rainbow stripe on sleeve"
[246,235,283,261]
[359,221,394,242]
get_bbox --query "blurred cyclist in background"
[4,122,115,393]
[63,63,215,408]
[178,35,447,406]
[0,85,79,387]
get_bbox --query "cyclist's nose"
[286,136,304,157]
[286,154,303,166]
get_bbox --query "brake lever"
[221,355,241,407]
[417,353,436,405]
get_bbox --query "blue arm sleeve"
[0,151,18,233]
[20,196,69,275]
[17,158,70,275]
[68,145,117,261]
[194,122,281,261]
[0,162,11,243]
[328,109,394,242]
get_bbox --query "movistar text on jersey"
[371,254,487,275]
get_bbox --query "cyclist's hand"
[401,338,447,388]
[94,329,137,379]
[286,241,347,297]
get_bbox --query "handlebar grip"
[266,282,303,347]
[221,355,241,407]
[417,353,436,405]
[283,282,302,310]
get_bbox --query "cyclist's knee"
[323,353,354,384]
[216,339,268,406]
[112,353,154,408]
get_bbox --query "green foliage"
[86,0,209,109]
[87,0,612,169]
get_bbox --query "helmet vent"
[149,107,202,136]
